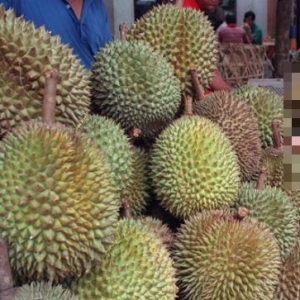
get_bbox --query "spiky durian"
[13,282,78,300]
[236,183,298,259]
[127,147,151,215]
[0,122,119,283]
[274,239,300,300]
[193,91,261,181]
[174,210,281,300]
[79,115,133,200]
[72,218,178,300]
[233,86,283,148]
[127,4,218,96]
[0,6,90,136]
[91,40,181,135]
[150,116,240,219]
[138,216,174,250]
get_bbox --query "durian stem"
[190,68,205,102]
[183,96,193,116]
[234,207,249,221]
[122,198,132,219]
[119,23,127,41]
[42,69,59,124]
[174,0,184,7]
[0,239,14,300]
[256,168,266,190]
[271,120,282,149]
[129,127,141,146]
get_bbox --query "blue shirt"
[0,0,113,69]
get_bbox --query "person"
[180,0,233,92]
[243,11,263,45]
[0,0,113,70]
[204,4,225,31]
[218,13,250,44]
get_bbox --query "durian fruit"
[0,121,119,283]
[236,182,298,259]
[127,4,218,96]
[233,86,283,148]
[73,218,178,300]
[292,49,300,62]
[150,116,240,219]
[127,147,151,215]
[79,115,133,200]
[0,6,90,135]
[138,216,174,250]
[193,91,261,181]
[13,282,78,300]
[174,210,281,300]
[91,40,181,135]
[259,121,283,188]
[274,239,300,300]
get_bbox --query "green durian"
[127,4,218,96]
[0,6,90,136]
[236,183,298,259]
[233,86,283,148]
[91,40,181,135]
[13,282,78,300]
[174,210,281,300]
[150,116,240,219]
[73,218,178,300]
[0,122,119,283]
[79,115,133,200]
[193,91,261,181]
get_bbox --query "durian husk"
[274,239,300,300]
[13,282,78,300]
[233,86,283,148]
[0,6,90,136]
[150,116,241,219]
[0,121,119,283]
[127,4,218,96]
[193,91,261,182]
[72,218,178,300]
[174,210,281,300]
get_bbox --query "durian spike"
[0,239,14,300]
[119,23,127,41]
[174,0,184,7]
[190,68,205,102]
[271,120,282,149]
[183,95,193,116]
[234,207,249,221]
[42,69,59,124]
[122,198,132,219]
[256,167,267,190]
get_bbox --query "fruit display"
[0,3,296,300]
[0,6,90,136]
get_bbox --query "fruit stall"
[0,2,298,300]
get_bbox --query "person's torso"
[219,26,245,43]
[9,0,112,69]
[182,0,201,10]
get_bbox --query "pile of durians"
[0,3,297,300]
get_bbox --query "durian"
[174,210,281,300]
[79,115,133,200]
[127,147,151,215]
[292,49,300,62]
[150,116,240,219]
[73,218,178,300]
[233,86,283,148]
[236,183,298,259]
[13,282,78,300]
[0,6,90,136]
[193,91,261,181]
[127,4,218,96]
[0,122,119,283]
[274,239,300,300]
[91,40,181,134]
